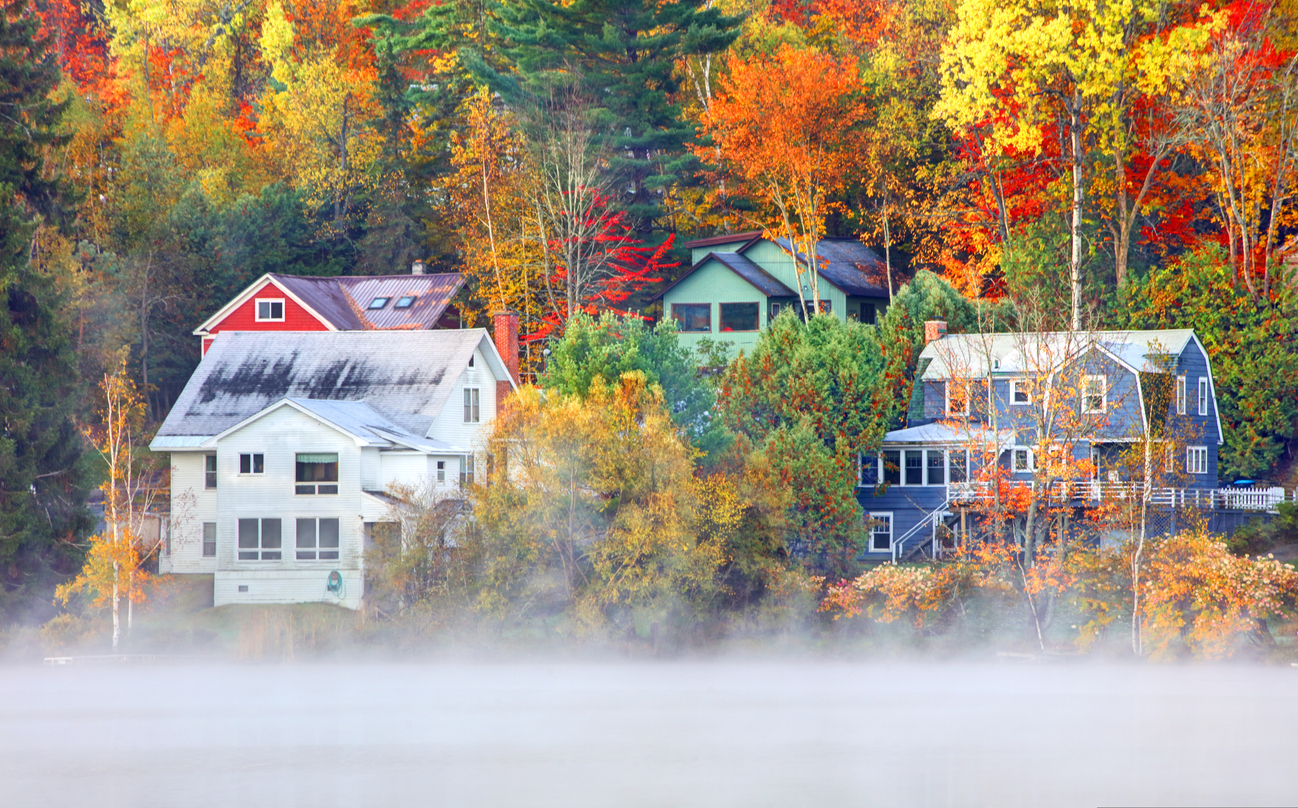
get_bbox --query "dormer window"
[255,298,284,322]
[395,295,417,309]
[1082,375,1107,414]
[369,297,390,310]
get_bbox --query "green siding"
[690,238,756,265]
[664,259,767,356]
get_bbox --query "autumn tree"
[702,44,865,319]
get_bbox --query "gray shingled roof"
[153,330,491,445]
[711,253,797,297]
[773,238,888,297]
[270,273,464,331]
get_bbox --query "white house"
[150,327,518,609]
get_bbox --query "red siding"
[202,281,330,354]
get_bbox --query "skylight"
[395,295,417,309]
[368,297,390,310]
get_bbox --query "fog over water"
[2,660,1295,807]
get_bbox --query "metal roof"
[152,329,497,444]
[919,330,1199,380]
[681,231,763,250]
[882,422,1013,449]
[272,273,464,331]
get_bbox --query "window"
[205,454,217,489]
[1010,380,1031,405]
[949,449,968,483]
[460,454,475,485]
[817,300,832,315]
[671,303,711,332]
[295,453,338,495]
[882,450,900,486]
[905,450,924,485]
[463,388,480,423]
[860,304,876,325]
[1082,375,1107,413]
[719,302,759,332]
[368,296,390,309]
[238,518,282,560]
[239,453,264,474]
[468,354,475,368]
[926,450,945,486]
[395,295,417,309]
[1164,444,1175,473]
[769,302,782,320]
[1198,377,1209,416]
[436,460,446,483]
[946,382,970,416]
[1012,447,1035,473]
[1186,446,1208,475]
[859,454,879,487]
[1176,375,1186,415]
[869,513,893,553]
[202,522,216,557]
[255,298,284,322]
[296,518,340,561]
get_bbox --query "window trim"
[295,517,340,561]
[460,454,475,486]
[238,453,264,475]
[946,381,971,417]
[1082,374,1107,414]
[368,296,391,310]
[436,460,446,483]
[904,449,924,486]
[868,512,894,553]
[670,302,712,333]
[254,298,285,322]
[202,522,216,557]
[204,454,217,489]
[463,387,481,423]
[1012,446,1035,473]
[237,517,282,561]
[295,452,339,495]
[394,295,417,309]
[1009,379,1031,406]
[718,301,761,333]
[1176,375,1187,415]
[1198,377,1209,416]
[1186,445,1208,475]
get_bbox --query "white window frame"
[946,381,971,416]
[1082,374,1107,414]
[1186,446,1208,475]
[254,298,285,322]
[1012,446,1035,473]
[204,454,217,489]
[436,460,446,483]
[295,517,340,561]
[1198,377,1209,416]
[903,449,925,486]
[460,454,475,485]
[202,522,216,557]
[237,518,282,561]
[925,449,946,486]
[463,388,481,423]
[1164,444,1175,474]
[238,453,264,475]
[948,449,969,483]
[1009,379,1031,406]
[1176,375,1186,415]
[868,512,893,553]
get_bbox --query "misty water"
[2,659,1295,807]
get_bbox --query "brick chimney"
[924,319,948,344]
[493,311,520,402]
[411,260,426,275]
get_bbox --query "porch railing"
[943,480,1287,512]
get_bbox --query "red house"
[194,265,465,355]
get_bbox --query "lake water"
[2,659,1295,807]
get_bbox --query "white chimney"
[412,260,426,275]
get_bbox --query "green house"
[651,231,892,355]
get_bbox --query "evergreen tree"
[469,0,742,234]
[0,0,95,620]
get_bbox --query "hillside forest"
[5,0,1298,654]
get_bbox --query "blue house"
[651,231,891,357]
[857,324,1237,560]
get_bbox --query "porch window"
[882,450,901,486]
[1186,446,1208,475]
[904,451,923,485]
[255,298,284,322]
[238,518,281,560]
[869,513,893,553]
[295,453,339,495]
[1082,375,1107,413]
[719,303,759,332]
[202,522,216,557]
[1176,375,1186,415]
[205,454,217,489]
[296,518,340,561]
[464,388,481,423]
[926,450,945,485]
[671,303,711,332]
[239,453,264,474]
[1198,377,1209,416]
[1010,380,1030,405]
[949,449,968,483]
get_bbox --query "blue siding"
[1176,339,1221,484]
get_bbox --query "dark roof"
[711,253,797,297]
[681,231,763,250]
[272,273,464,331]
[771,239,889,298]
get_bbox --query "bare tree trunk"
[1069,89,1084,331]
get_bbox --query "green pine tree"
[0,0,95,620]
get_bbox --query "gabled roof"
[203,398,464,453]
[712,253,797,297]
[152,329,512,447]
[193,272,464,335]
[919,330,1199,380]
[882,422,1014,450]
[771,238,889,298]
[681,231,763,250]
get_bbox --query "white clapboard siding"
[162,452,219,574]
[214,568,361,609]
[425,345,497,453]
